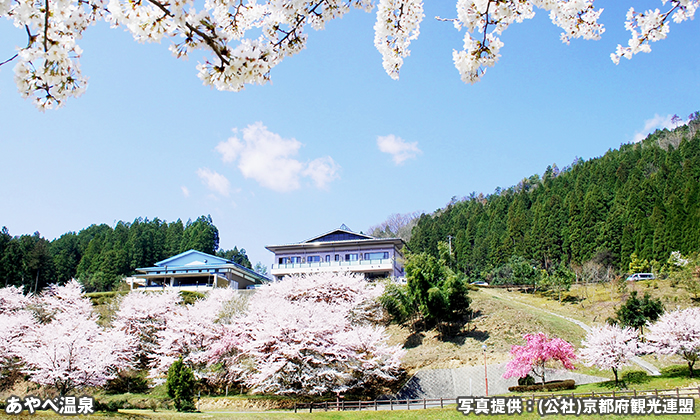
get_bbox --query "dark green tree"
[166,358,196,412]
[180,215,219,255]
[612,291,664,334]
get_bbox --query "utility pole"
[482,344,489,396]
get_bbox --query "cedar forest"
[0,215,251,292]
[407,114,700,283]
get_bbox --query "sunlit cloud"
[377,134,422,165]
[216,122,340,192]
[196,168,231,196]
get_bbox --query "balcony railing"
[272,258,393,271]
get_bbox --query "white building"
[265,225,405,281]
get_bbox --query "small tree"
[612,291,664,335]
[646,308,700,378]
[579,324,640,384]
[503,333,576,385]
[666,252,700,299]
[166,358,196,412]
[628,253,651,274]
[401,250,471,330]
[538,262,575,302]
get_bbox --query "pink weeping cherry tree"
[503,332,576,385]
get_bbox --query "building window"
[291,256,301,264]
[345,253,358,261]
[335,254,340,261]
[325,255,331,262]
[308,256,321,263]
[364,252,389,260]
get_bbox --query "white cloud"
[303,157,340,189]
[196,168,231,196]
[377,134,422,165]
[216,122,340,192]
[633,114,686,143]
[181,186,190,198]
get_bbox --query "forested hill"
[0,215,251,292]
[408,116,700,278]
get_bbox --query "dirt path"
[479,288,661,376]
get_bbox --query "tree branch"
[44,0,50,52]
[145,0,231,67]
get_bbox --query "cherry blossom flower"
[1,1,695,109]
[646,307,700,378]
[503,332,576,384]
[579,324,640,384]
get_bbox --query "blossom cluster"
[451,0,604,83]
[611,1,698,64]
[0,281,136,396]
[0,273,403,397]
[1,1,696,109]
[579,308,700,381]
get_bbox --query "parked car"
[470,281,489,286]
[626,273,655,282]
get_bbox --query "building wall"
[270,244,404,281]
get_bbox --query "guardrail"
[293,397,451,413]
[292,387,700,413]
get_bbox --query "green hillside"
[409,116,700,279]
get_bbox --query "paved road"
[396,363,609,399]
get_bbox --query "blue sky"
[0,1,698,268]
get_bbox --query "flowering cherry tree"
[112,289,182,371]
[151,288,238,379]
[579,324,640,384]
[0,0,697,109]
[645,307,700,378]
[503,332,576,385]
[15,280,136,395]
[207,272,404,395]
[0,286,34,389]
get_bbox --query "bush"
[518,375,536,386]
[94,399,129,412]
[180,291,206,305]
[105,369,150,394]
[508,379,575,393]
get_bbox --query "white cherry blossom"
[0,0,696,109]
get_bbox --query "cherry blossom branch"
[272,0,325,50]
[612,1,696,63]
[144,0,231,68]
[0,54,18,67]
[43,0,49,53]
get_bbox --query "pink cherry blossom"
[14,281,136,395]
[579,324,640,383]
[207,272,403,395]
[646,307,700,378]
[503,332,576,384]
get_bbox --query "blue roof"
[155,249,228,267]
[136,249,268,284]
